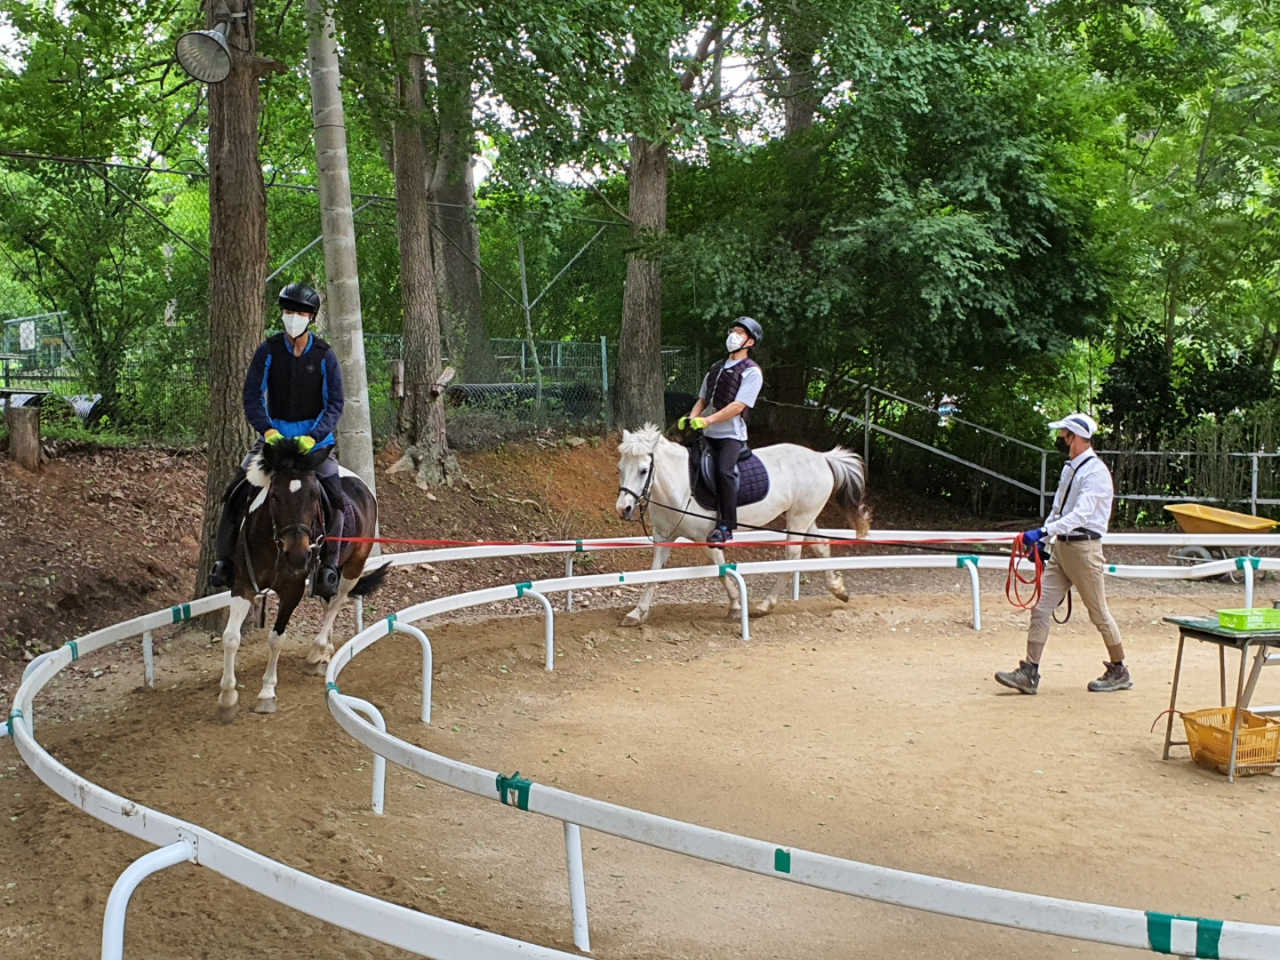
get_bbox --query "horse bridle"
[618,452,655,521]
[240,483,326,595]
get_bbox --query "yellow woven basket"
[1183,707,1280,775]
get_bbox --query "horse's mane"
[247,440,322,486]
[618,422,664,457]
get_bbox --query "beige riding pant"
[1026,540,1124,664]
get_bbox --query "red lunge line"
[1004,532,1044,610]
[331,534,1016,550]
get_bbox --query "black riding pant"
[704,436,743,530]
[214,441,346,567]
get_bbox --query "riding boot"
[209,471,249,590]
[313,473,345,600]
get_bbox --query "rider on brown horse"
[208,282,347,599]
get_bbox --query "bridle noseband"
[241,478,325,595]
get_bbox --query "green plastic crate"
[1217,608,1280,631]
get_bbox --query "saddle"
[687,437,770,512]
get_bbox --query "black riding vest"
[706,358,760,423]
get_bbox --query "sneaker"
[707,525,733,545]
[208,559,234,590]
[994,660,1040,695]
[1087,661,1132,692]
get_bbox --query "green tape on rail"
[66,640,79,661]
[1109,564,1118,573]
[773,848,791,873]
[956,555,978,568]
[515,582,532,598]
[6,709,22,739]
[385,613,397,628]
[1235,555,1261,571]
[576,540,584,553]
[496,771,532,811]
[325,681,340,698]
[718,562,738,578]
[1145,911,1222,958]
[171,602,191,624]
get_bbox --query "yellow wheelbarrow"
[1165,503,1279,582]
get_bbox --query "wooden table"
[1161,616,1280,781]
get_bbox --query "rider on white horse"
[678,316,764,544]
[208,282,347,600]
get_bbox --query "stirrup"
[209,560,234,589]
[312,565,340,599]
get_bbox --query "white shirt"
[1044,450,1114,537]
[698,359,763,441]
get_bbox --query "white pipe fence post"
[338,695,387,814]
[389,620,433,723]
[960,558,981,631]
[563,822,591,952]
[792,570,800,602]
[565,556,574,612]
[1039,452,1048,518]
[522,589,556,670]
[355,596,363,634]
[141,631,154,689]
[721,566,750,642]
[101,839,194,960]
[1241,557,1256,609]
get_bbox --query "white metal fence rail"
[6,531,1280,959]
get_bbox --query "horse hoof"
[832,588,850,603]
[620,610,645,627]
[253,697,277,715]
[217,704,238,724]
[727,607,742,620]
[302,659,328,676]
[750,604,773,618]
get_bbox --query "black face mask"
[1055,435,1071,455]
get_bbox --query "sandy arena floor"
[2,569,1279,959]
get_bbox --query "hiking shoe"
[1087,661,1133,692]
[707,525,733,545]
[994,660,1040,695]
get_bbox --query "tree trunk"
[195,0,268,598]
[430,20,495,384]
[306,0,377,495]
[617,133,667,431]
[391,55,461,489]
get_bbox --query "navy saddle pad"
[688,440,770,512]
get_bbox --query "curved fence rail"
[5,531,1280,959]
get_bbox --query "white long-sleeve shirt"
[1044,450,1114,537]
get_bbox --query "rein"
[241,487,325,595]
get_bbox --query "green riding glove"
[264,429,284,444]
[688,417,707,430]
[296,435,316,453]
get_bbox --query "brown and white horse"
[217,440,388,722]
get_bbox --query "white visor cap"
[1048,412,1098,439]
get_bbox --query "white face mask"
[726,332,747,353]
[282,312,311,339]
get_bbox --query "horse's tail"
[350,561,392,597]
[823,447,872,538]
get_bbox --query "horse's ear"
[259,441,280,472]
[302,444,331,472]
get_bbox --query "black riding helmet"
[732,316,763,344]
[279,282,321,314]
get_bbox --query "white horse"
[614,423,871,624]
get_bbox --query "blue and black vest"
[706,358,760,423]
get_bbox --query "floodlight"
[175,21,232,84]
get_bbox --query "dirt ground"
[2,565,1279,959]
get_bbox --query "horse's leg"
[712,545,743,617]
[255,580,304,714]
[621,543,671,626]
[808,522,849,602]
[218,595,252,722]
[753,520,807,617]
[305,574,358,674]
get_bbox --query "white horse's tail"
[824,447,872,537]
